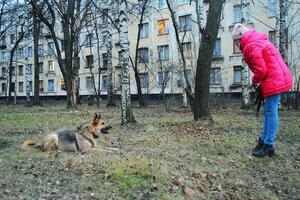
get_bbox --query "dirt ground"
[0,104,299,200]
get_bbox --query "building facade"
[0,0,299,99]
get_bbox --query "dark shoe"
[252,144,275,158]
[252,138,264,153]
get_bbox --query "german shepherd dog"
[22,113,118,153]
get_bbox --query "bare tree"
[131,0,149,107]
[32,2,41,105]
[7,22,26,104]
[166,0,194,109]
[28,0,91,108]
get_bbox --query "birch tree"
[119,0,136,124]
[278,0,288,63]
[240,0,250,108]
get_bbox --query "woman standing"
[232,23,293,157]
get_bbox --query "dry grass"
[0,104,299,199]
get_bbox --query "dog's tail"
[21,139,42,150]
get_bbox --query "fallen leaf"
[184,187,195,196]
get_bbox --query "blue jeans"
[260,94,281,145]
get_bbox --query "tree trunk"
[94,15,102,108]
[119,0,136,124]
[279,0,288,64]
[132,0,148,107]
[166,0,194,109]
[241,59,250,107]
[62,3,76,108]
[7,30,24,104]
[106,17,116,106]
[194,0,225,120]
[32,9,40,105]
[240,0,250,108]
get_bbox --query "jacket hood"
[240,29,268,50]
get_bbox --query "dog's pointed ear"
[98,113,101,119]
[94,113,98,119]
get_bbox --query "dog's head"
[88,113,105,138]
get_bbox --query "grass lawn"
[0,104,299,199]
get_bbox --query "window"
[102,31,109,46]
[158,19,169,35]
[48,79,54,92]
[18,48,24,58]
[1,83,6,93]
[140,23,149,38]
[233,66,242,84]
[38,62,43,73]
[210,68,221,85]
[85,12,93,26]
[39,80,44,91]
[103,53,108,66]
[61,40,66,51]
[26,64,32,75]
[116,74,122,90]
[1,35,6,45]
[18,65,23,76]
[11,82,15,92]
[1,67,6,77]
[178,0,189,4]
[27,29,33,38]
[157,71,169,86]
[38,44,44,56]
[158,0,167,9]
[138,48,149,63]
[28,81,32,92]
[101,75,108,89]
[27,46,33,57]
[179,15,192,31]
[268,0,277,17]
[11,66,15,76]
[233,5,242,23]
[158,45,169,61]
[268,31,276,45]
[86,77,93,90]
[48,42,54,54]
[214,38,221,57]
[118,51,123,65]
[182,42,192,58]
[102,9,108,24]
[10,34,15,44]
[233,39,242,54]
[1,51,7,62]
[139,73,149,88]
[48,61,55,72]
[86,34,93,46]
[19,82,23,92]
[60,78,65,90]
[86,55,94,68]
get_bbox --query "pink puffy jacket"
[240,29,293,97]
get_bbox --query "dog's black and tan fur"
[22,113,117,153]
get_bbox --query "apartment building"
[0,0,299,98]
